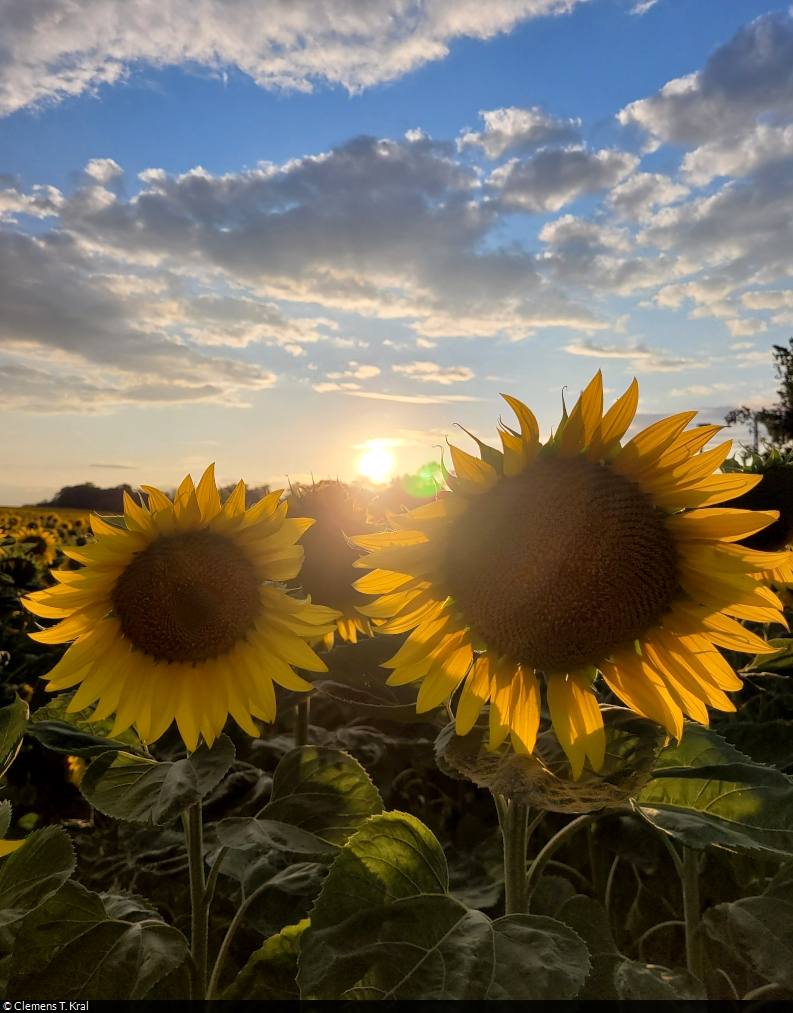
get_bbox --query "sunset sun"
[357,445,393,483]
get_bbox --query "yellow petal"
[455,655,492,735]
[558,371,603,458]
[665,508,780,543]
[587,378,639,461]
[449,444,498,494]
[612,411,698,478]
[196,464,222,524]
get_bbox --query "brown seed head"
[446,457,679,672]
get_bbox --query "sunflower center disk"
[446,457,680,673]
[112,530,261,663]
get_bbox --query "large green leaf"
[7,880,189,1000]
[634,724,793,856]
[261,746,383,846]
[554,894,706,1000]
[702,863,793,990]
[216,817,338,857]
[298,812,590,1000]
[27,691,143,757]
[80,734,235,825]
[0,694,28,777]
[0,825,75,952]
[224,919,308,1000]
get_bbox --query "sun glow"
[358,445,394,483]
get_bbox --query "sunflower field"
[2,373,793,1001]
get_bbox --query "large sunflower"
[352,373,789,777]
[286,480,375,649]
[23,466,340,751]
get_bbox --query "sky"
[1,0,793,503]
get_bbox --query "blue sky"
[1,0,792,502]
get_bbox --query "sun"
[358,445,393,483]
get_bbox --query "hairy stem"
[682,845,704,981]
[496,796,530,915]
[184,803,209,999]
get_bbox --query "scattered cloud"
[344,391,482,404]
[457,106,580,158]
[392,360,475,384]
[669,382,732,397]
[0,0,590,116]
[618,13,793,146]
[630,1,660,14]
[491,147,638,212]
[564,338,707,372]
[84,158,123,185]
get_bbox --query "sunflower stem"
[682,845,705,981]
[295,698,310,746]
[496,795,530,915]
[185,802,209,999]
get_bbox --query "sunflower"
[352,372,789,777]
[23,466,341,751]
[722,448,793,599]
[286,480,375,649]
[15,524,59,566]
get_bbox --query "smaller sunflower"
[15,525,59,566]
[286,481,375,649]
[24,466,341,751]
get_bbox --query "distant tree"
[725,337,793,446]
[37,483,135,512]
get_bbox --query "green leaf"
[614,962,707,1000]
[702,863,793,990]
[0,693,28,778]
[438,707,663,813]
[555,895,622,1000]
[224,919,308,1000]
[0,802,11,840]
[80,734,235,825]
[747,638,793,673]
[0,825,75,952]
[298,812,590,1000]
[217,818,338,857]
[634,724,793,856]
[99,890,163,923]
[261,746,383,846]
[7,880,189,1000]
[28,691,143,757]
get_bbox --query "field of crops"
[2,383,793,1002]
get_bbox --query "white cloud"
[564,338,707,372]
[669,383,732,397]
[312,381,361,392]
[0,185,64,222]
[345,390,481,403]
[326,362,381,380]
[618,13,793,146]
[741,289,793,310]
[682,124,793,186]
[631,0,660,14]
[84,158,123,185]
[607,173,689,222]
[0,0,590,116]
[392,360,475,384]
[539,214,632,252]
[725,317,767,337]
[458,106,580,158]
[491,147,638,212]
